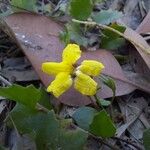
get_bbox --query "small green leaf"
[59,27,71,46]
[60,23,88,47]
[101,23,126,50]
[7,104,87,150]
[100,75,116,96]
[93,9,123,25]
[90,110,116,137]
[93,0,105,4]
[69,0,93,20]
[143,128,150,150]
[0,84,40,108]
[99,99,111,106]
[10,0,37,12]
[72,107,98,130]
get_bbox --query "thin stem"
[72,19,150,54]
[72,123,120,150]
[99,74,116,119]
[0,75,12,86]
[93,94,104,109]
[36,103,50,113]
[88,96,100,110]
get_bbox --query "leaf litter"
[0,0,150,149]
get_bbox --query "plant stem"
[36,103,50,113]
[88,96,100,110]
[0,75,12,86]
[72,19,150,54]
[93,94,104,109]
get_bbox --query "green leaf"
[69,0,93,20]
[90,110,116,137]
[7,104,87,150]
[99,99,111,106]
[100,75,116,96]
[72,107,98,130]
[93,0,105,4]
[0,84,40,108]
[0,145,7,150]
[59,27,71,46]
[143,128,150,150]
[60,23,88,47]
[93,9,123,25]
[101,23,126,50]
[10,0,37,12]
[38,88,53,110]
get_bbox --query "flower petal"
[47,73,72,98]
[42,62,73,75]
[78,60,104,76]
[74,71,97,96]
[62,44,81,64]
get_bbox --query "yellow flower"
[42,44,104,98]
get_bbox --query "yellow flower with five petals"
[42,44,104,98]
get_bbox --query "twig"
[112,137,144,150]
[72,19,150,54]
[0,75,12,86]
[144,36,150,41]
[88,133,120,150]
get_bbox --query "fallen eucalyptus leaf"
[3,13,150,106]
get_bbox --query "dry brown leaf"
[136,11,150,34]
[125,12,150,77]
[2,12,149,106]
[117,97,150,139]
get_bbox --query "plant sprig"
[72,19,150,54]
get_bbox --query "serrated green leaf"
[143,128,150,150]
[69,0,93,20]
[93,9,123,25]
[7,104,87,150]
[101,23,126,50]
[72,107,98,130]
[90,110,116,137]
[10,0,37,12]
[0,84,40,108]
